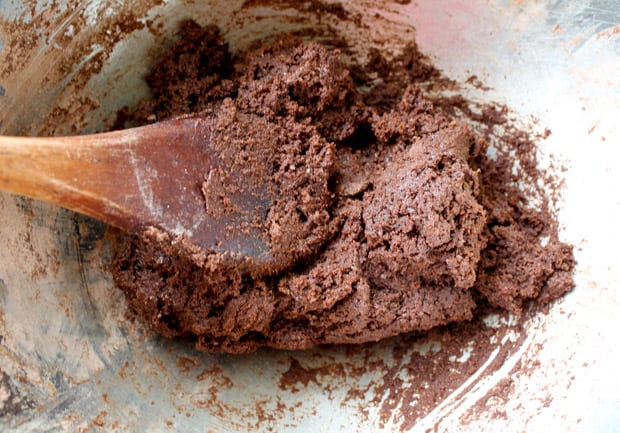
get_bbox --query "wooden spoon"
[0,116,273,264]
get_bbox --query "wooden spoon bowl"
[0,116,274,266]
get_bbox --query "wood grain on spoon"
[0,116,273,263]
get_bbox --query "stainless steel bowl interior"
[0,1,618,431]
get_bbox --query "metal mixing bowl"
[1,1,618,431]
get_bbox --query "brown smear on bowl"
[0,0,166,136]
[111,20,574,357]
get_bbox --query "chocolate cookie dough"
[112,21,574,353]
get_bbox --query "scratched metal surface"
[0,0,618,431]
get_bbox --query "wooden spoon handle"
[0,117,213,234]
